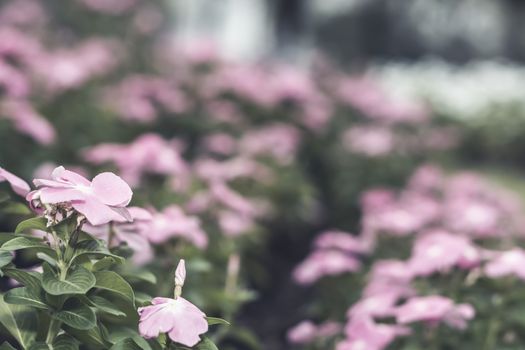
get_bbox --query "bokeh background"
[2,1,525,349]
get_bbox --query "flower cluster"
[292,164,525,349]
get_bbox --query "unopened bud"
[174,259,186,299]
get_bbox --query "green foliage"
[42,264,96,296]
[0,207,224,350]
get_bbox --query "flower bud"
[174,259,186,298]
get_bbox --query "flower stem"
[46,318,61,344]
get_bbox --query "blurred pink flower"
[360,189,395,213]
[84,207,153,265]
[343,126,394,157]
[408,164,443,192]
[104,75,188,122]
[78,0,138,15]
[209,181,258,217]
[2,99,56,145]
[29,166,132,225]
[138,297,207,346]
[84,133,189,188]
[132,5,163,34]
[364,260,415,299]
[35,39,120,93]
[0,61,29,97]
[287,321,317,345]
[144,205,207,249]
[218,210,254,237]
[0,166,30,196]
[348,293,399,318]
[338,316,409,350]
[293,250,361,285]
[408,230,479,276]
[287,320,341,345]
[485,248,525,280]
[314,230,371,254]
[194,158,271,184]
[202,133,236,155]
[336,77,428,123]
[395,295,474,329]
[239,124,300,164]
[444,198,500,237]
[0,0,48,28]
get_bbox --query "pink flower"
[138,297,208,346]
[363,260,415,299]
[218,210,254,237]
[103,76,188,122]
[348,293,399,318]
[0,166,30,196]
[287,320,341,345]
[342,126,395,157]
[138,260,208,347]
[395,295,474,329]
[408,230,479,276]
[485,248,525,280]
[287,321,317,344]
[202,133,236,155]
[29,166,132,225]
[314,230,371,254]
[78,0,137,14]
[2,100,56,145]
[84,134,188,188]
[293,250,361,285]
[338,316,409,350]
[239,124,300,165]
[144,205,208,249]
[84,207,153,265]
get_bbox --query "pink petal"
[39,187,86,203]
[138,303,177,338]
[52,166,91,186]
[91,172,132,206]
[167,298,208,347]
[72,198,126,225]
[0,166,30,196]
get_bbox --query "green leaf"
[195,337,219,350]
[63,322,112,348]
[15,217,47,234]
[110,338,142,350]
[1,202,31,215]
[206,317,231,326]
[107,327,154,350]
[89,295,126,317]
[0,250,13,269]
[0,294,37,348]
[52,334,79,350]
[53,216,78,241]
[42,264,95,296]
[0,342,16,350]
[0,191,10,203]
[3,268,42,292]
[71,240,125,264]
[28,342,49,350]
[120,270,157,285]
[5,287,48,310]
[92,257,117,272]
[53,300,96,330]
[36,253,58,266]
[93,271,135,306]
[134,292,152,306]
[2,237,55,255]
